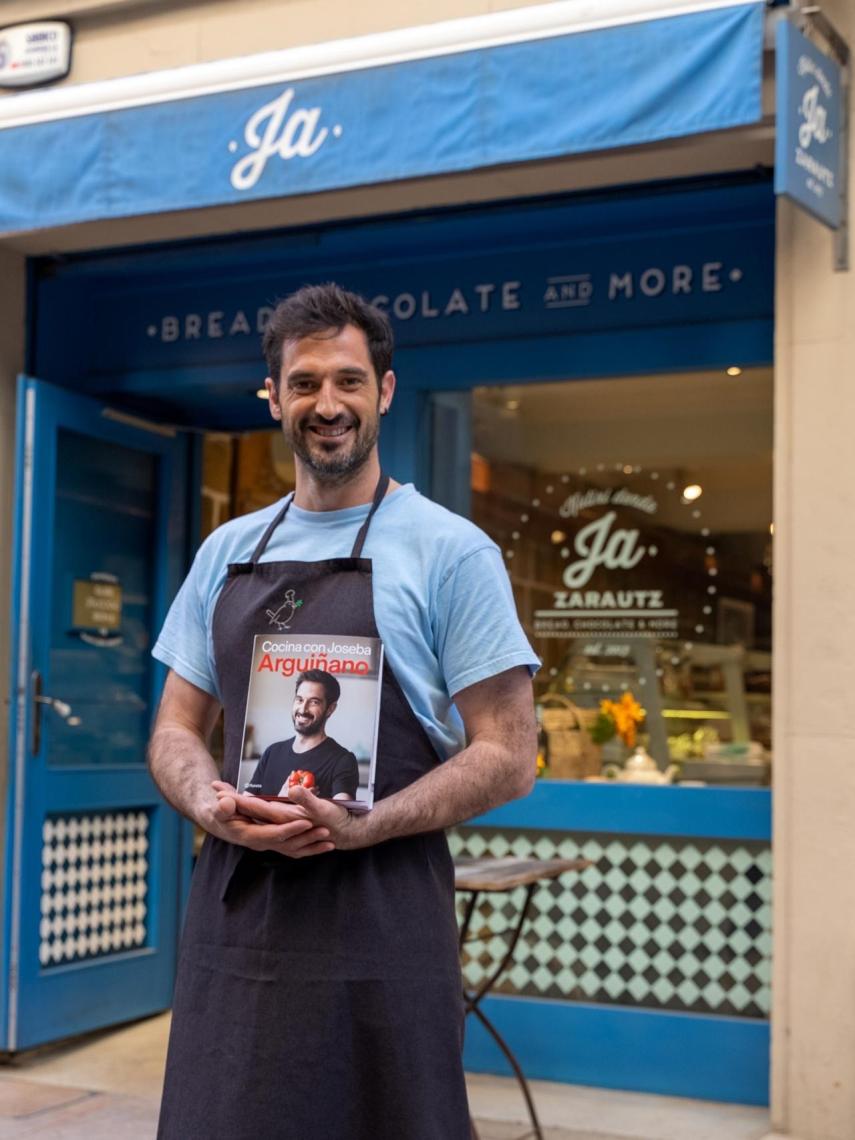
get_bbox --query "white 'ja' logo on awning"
[229,88,342,191]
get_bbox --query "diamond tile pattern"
[451,827,771,1019]
[39,812,150,967]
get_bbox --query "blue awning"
[0,1,764,235]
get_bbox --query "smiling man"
[246,669,359,801]
[273,324,384,480]
[147,282,539,1140]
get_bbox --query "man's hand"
[223,784,359,850]
[210,781,335,858]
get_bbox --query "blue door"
[2,377,190,1050]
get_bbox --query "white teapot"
[603,746,679,786]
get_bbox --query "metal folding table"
[455,855,592,1140]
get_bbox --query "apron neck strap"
[350,472,390,557]
[249,473,390,564]
[250,494,294,564]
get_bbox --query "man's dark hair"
[296,669,341,706]
[263,282,394,387]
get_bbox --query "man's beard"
[294,712,328,737]
[285,413,379,484]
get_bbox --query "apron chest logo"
[265,589,304,630]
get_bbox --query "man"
[246,669,359,800]
[148,282,538,1140]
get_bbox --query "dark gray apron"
[157,475,470,1140]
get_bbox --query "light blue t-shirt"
[152,483,539,758]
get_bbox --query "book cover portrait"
[238,633,384,811]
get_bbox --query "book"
[237,633,384,812]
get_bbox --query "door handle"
[30,670,81,754]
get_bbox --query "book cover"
[237,633,384,812]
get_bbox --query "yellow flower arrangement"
[590,691,646,748]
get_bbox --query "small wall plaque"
[0,22,72,90]
[72,578,122,632]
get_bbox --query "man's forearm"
[148,724,221,829]
[352,736,533,848]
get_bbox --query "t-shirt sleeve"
[245,748,270,795]
[331,750,360,799]
[151,540,221,699]
[435,545,540,698]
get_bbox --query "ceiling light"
[622,465,633,475]
[682,483,703,502]
[551,530,567,544]
[505,398,521,411]
[256,388,269,399]
[726,366,742,377]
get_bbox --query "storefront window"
[471,369,773,786]
[200,431,295,540]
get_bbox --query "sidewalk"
[0,1013,773,1140]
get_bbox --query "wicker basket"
[540,694,602,780]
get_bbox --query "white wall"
[771,4,855,1137]
[0,0,551,86]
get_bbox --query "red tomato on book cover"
[288,770,316,789]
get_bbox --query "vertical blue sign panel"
[775,20,842,229]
